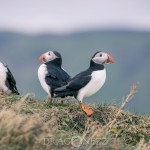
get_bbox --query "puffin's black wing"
[54,70,92,98]
[45,65,71,90]
[55,70,92,96]
[66,71,91,90]
[6,67,19,95]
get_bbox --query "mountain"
[0,30,150,113]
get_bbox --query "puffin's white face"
[92,51,114,64]
[39,51,59,63]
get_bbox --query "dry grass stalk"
[136,138,150,150]
[108,83,138,129]
[86,83,139,150]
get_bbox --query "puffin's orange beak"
[106,54,114,64]
[39,54,45,63]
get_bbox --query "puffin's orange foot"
[80,102,93,116]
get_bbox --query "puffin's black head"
[91,51,114,65]
[53,51,61,58]
[39,51,62,64]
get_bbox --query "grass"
[0,83,149,150]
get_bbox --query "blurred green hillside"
[0,30,150,113]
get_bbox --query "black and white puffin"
[0,62,19,95]
[55,51,114,115]
[38,51,71,102]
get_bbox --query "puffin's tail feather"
[54,86,74,98]
[13,90,20,95]
[12,87,20,95]
[54,85,67,92]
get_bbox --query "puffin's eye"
[100,53,102,57]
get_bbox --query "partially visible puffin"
[38,51,71,102]
[0,62,19,95]
[55,51,114,115]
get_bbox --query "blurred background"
[0,0,150,113]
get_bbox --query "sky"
[0,0,150,34]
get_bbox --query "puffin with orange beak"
[0,62,19,95]
[55,51,114,116]
[38,51,71,103]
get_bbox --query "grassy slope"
[0,84,149,150]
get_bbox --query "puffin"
[38,51,71,102]
[54,51,114,115]
[0,62,19,95]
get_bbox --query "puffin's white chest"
[0,63,9,92]
[38,64,51,96]
[77,69,106,101]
